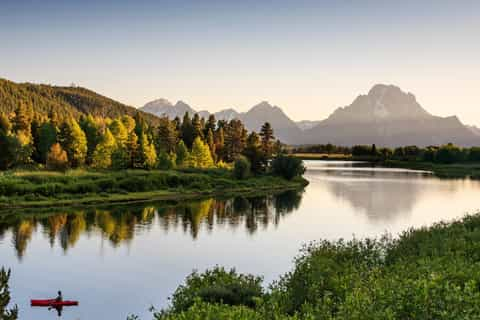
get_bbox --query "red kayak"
[31,299,78,307]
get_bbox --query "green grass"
[154,213,480,319]
[0,168,308,209]
[384,160,480,179]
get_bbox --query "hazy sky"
[1,0,479,123]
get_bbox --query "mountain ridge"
[141,84,479,146]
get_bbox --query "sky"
[1,0,479,123]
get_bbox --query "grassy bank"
[384,160,480,179]
[153,213,480,319]
[0,169,308,209]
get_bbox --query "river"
[1,160,480,319]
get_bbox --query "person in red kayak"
[49,291,63,316]
[55,291,63,302]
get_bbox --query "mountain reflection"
[0,190,303,260]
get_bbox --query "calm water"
[2,160,480,319]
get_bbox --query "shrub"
[46,143,69,171]
[169,267,264,313]
[233,156,251,180]
[271,155,305,180]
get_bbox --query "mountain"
[467,125,480,136]
[141,99,196,119]
[240,101,302,142]
[140,99,301,143]
[0,78,161,125]
[302,84,480,147]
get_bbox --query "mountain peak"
[251,101,273,110]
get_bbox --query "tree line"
[293,143,480,164]
[0,103,285,173]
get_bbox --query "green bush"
[156,213,480,319]
[233,156,251,180]
[271,155,305,180]
[169,267,264,313]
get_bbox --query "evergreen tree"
[37,121,57,164]
[0,131,22,170]
[192,113,204,141]
[181,112,195,148]
[46,143,69,170]
[243,132,264,174]
[92,128,117,168]
[260,122,274,160]
[215,127,225,161]
[156,118,178,153]
[0,268,18,320]
[79,114,100,164]
[111,147,129,169]
[176,140,189,167]
[224,120,246,162]
[205,114,216,137]
[60,118,88,167]
[134,112,147,137]
[190,137,214,168]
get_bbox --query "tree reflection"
[0,189,304,259]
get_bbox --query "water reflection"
[305,160,479,223]
[0,190,303,260]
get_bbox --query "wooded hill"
[0,78,160,125]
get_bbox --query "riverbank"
[0,169,308,209]
[153,212,480,319]
[384,160,480,179]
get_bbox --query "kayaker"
[55,291,63,302]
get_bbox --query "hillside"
[0,78,160,125]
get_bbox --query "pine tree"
[205,114,216,136]
[0,268,18,320]
[243,132,264,174]
[37,121,57,164]
[176,140,189,167]
[215,127,225,161]
[260,122,274,159]
[0,131,22,170]
[190,137,214,168]
[192,113,204,141]
[46,143,69,170]
[224,119,246,162]
[156,118,178,153]
[181,112,195,148]
[79,114,100,165]
[92,128,117,168]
